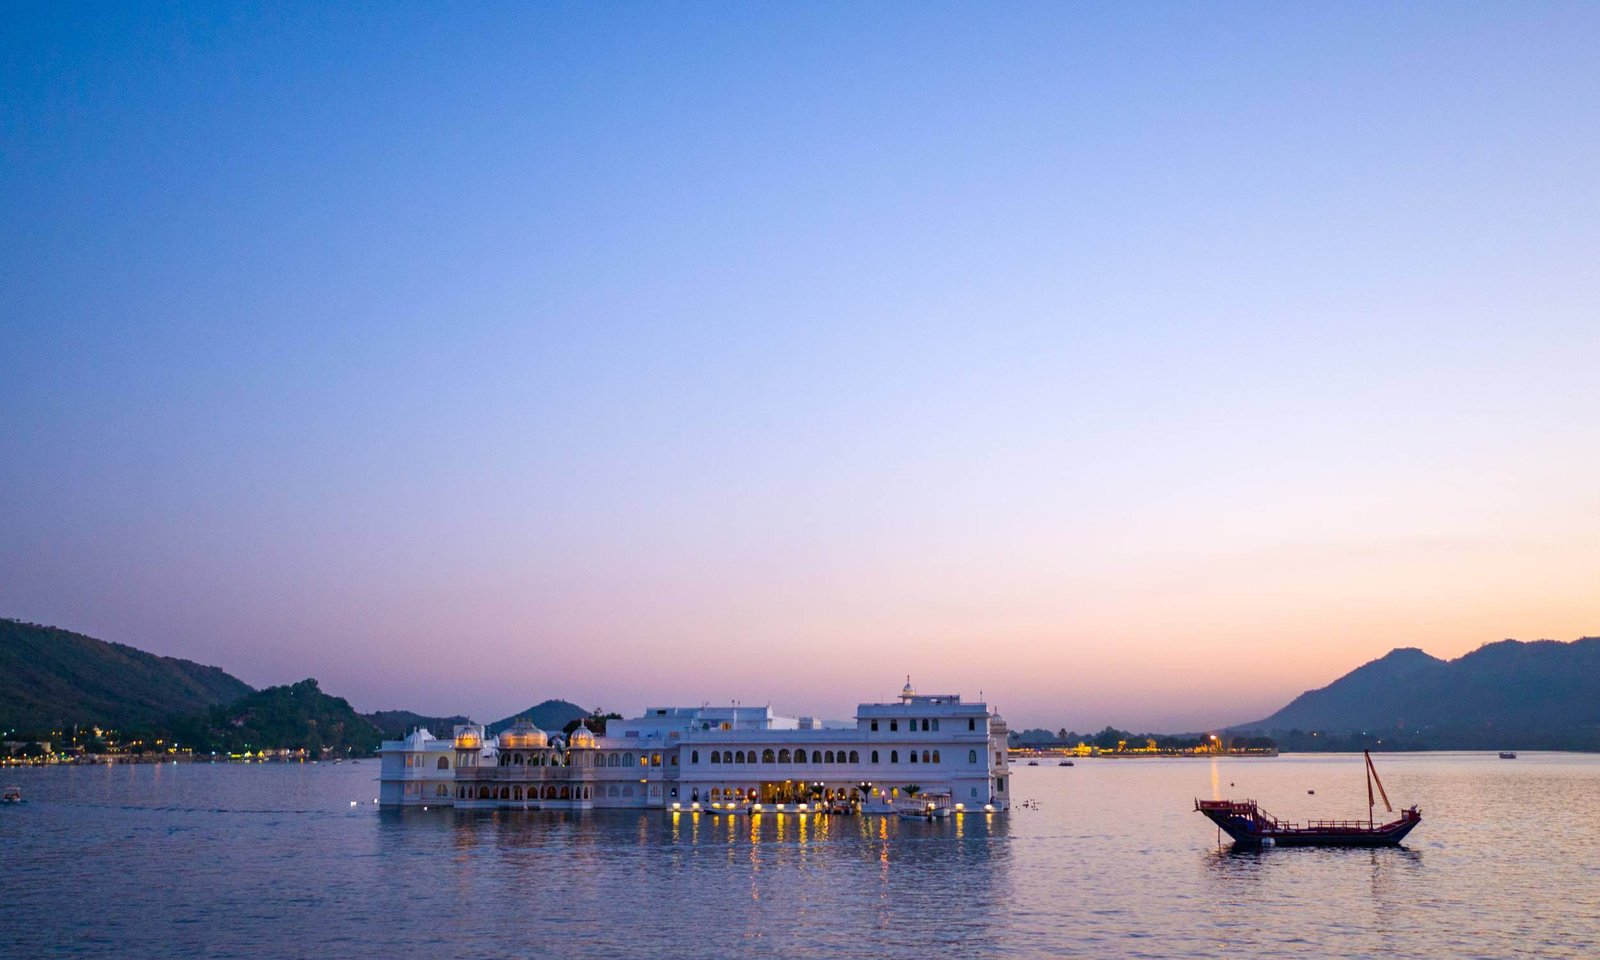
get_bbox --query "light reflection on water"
[2,754,1597,958]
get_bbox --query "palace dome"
[499,721,547,750]
[566,724,596,748]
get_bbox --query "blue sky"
[3,3,1597,729]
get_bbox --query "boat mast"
[1364,750,1392,827]
[1366,751,1374,827]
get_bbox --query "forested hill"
[1235,637,1600,750]
[0,619,254,734]
[169,679,384,755]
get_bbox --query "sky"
[2,2,1597,732]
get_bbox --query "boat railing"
[1196,799,1415,832]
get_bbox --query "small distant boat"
[1026,760,1039,766]
[1058,760,1074,767]
[895,795,954,820]
[1499,752,1518,760]
[2,786,21,803]
[1195,751,1421,848]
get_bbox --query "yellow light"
[672,802,681,810]
[752,803,763,812]
[691,802,701,811]
[984,804,995,813]
[955,803,964,812]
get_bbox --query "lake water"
[3,753,1597,958]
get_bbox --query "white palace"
[378,681,1011,813]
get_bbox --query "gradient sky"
[3,3,1597,731]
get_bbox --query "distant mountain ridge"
[0,619,254,734]
[487,700,589,735]
[1236,637,1600,750]
[366,710,471,740]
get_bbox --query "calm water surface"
[3,754,1597,958]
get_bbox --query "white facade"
[378,683,1011,812]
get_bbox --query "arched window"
[622,785,635,798]
[436,783,448,797]
[735,751,745,764]
[762,749,776,763]
[437,756,449,770]
[512,787,522,800]
[968,749,977,764]
[811,750,822,763]
[691,750,700,764]
[624,753,634,767]
[849,750,859,763]
[890,750,899,763]
[932,719,940,731]
[825,750,835,763]
[931,750,939,763]
[710,751,721,764]
[608,785,619,797]
[910,751,919,764]
[651,753,661,766]
[793,750,806,765]
[778,749,791,763]
[871,750,879,763]
[746,751,756,765]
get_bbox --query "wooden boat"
[1195,751,1420,848]
[1499,752,1517,759]
[2,786,21,803]
[1058,760,1074,767]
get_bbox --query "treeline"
[6,679,387,758]
[1009,726,1276,751]
[1263,727,1600,753]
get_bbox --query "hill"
[365,709,471,740]
[1235,637,1600,750]
[486,699,590,735]
[169,679,384,756]
[0,619,254,735]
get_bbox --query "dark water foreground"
[3,753,1596,958]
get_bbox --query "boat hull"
[1196,801,1421,848]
